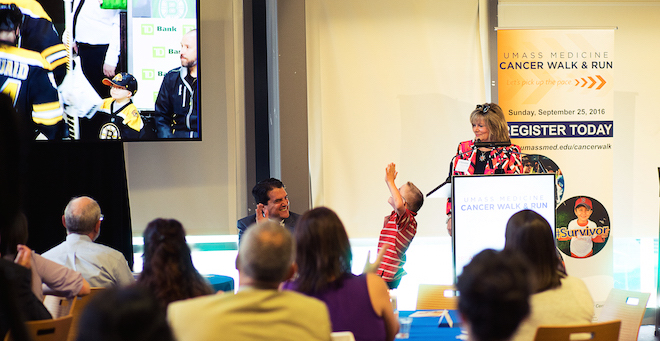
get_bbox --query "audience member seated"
[456,249,532,341]
[0,93,49,340]
[76,286,175,341]
[43,196,135,287]
[0,240,52,339]
[504,210,594,341]
[1,212,91,301]
[168,221,332,341]
[237,178,300,243]
[136,218,213,307]
[282,207,399,341]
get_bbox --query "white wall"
[124,0,660,240]
[306,0,487,239]
[124,0,246,237]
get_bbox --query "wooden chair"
[597,289,650,341]
[534,320,621,341]
[66,287,105,341]
[4,315,73,341]
[42,295,76,319]
[416,284,457,310]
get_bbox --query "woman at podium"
[445,103,522,235]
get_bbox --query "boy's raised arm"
[386,163,406,217]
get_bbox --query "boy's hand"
[363,244,390,274]
[600,227,610,239]
[385,163,398,183]
[255,203,269,223]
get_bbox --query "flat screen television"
[23,0,201,141]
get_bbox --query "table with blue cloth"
[203,274,235,292]
[398,310,466,340]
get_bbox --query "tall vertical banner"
[498,29,615,304]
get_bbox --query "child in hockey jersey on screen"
[98,72,145,139]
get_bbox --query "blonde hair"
[469,103,511,143]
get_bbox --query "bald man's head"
[180,29,197,69]
[237,221,294,284]
[63,196,101,235]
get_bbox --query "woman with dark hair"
[504,210,593,341]
[76,286,175,341]
[282,207,398,341]
[137,218,213,307]
[446,103,522,236]
[1,212,90,301]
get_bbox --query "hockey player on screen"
[0,0,68,84]
[0,4,64,140]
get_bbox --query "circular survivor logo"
[555,196,610,259]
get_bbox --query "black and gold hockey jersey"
[0,43,63,139]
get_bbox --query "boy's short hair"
[403,182,424,213]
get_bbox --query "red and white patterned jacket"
[446,140,522,214]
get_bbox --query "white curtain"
[306,0,486,238]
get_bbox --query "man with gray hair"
[42,196,134,287]
[168,221,331,341]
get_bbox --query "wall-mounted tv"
[12,0,200,141]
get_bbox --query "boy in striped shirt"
[376,163,424,289]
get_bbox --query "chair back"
[330,331,356,341]
[534,320,621,341]
[4,315,73,341]
[598,288,650,341]
[416,284,457,310]
[42,296,76,318]
[66,287,105,341]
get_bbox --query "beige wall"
[124,0,245,237]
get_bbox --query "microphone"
[426,143,478,197]
[474,140,512,148]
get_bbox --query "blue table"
[399,310,465,340]
[203,274,235,292]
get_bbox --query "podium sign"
[452,173,556,280]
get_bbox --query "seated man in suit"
[42,196,135,288]
[237,178,300,243]
[168,220,331,341]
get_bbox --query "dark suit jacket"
[237,212,301,244]
[0,259,52,338]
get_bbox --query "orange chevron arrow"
[575,79,580,86]
[588,77,596,89]
[596,75,606,90]
[581,78,587,87]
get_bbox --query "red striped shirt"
[376,209,417,282]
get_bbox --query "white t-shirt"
[568,219,597,257]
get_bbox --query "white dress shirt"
[42,233,135,288]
